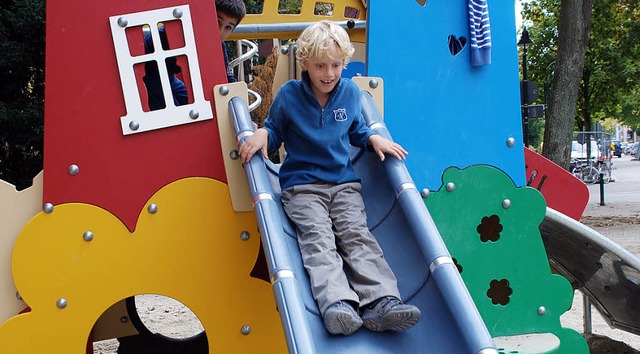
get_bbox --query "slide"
[526,147,640,336]
[541,208,640,335]
[227,91,498,353]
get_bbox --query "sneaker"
[323,301,363,335]
[361,296,421,332]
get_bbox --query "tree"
[577,1,640,133]
[0,0,46,190]
[523,0,640,168]
[541,0,594,169]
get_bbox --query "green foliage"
[522,0,640,137]
[0,0,46,190]
[277,0,301,14]
[245,0,264,14]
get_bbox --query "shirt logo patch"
[334,108,347,122]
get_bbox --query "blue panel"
[367,0,526,189]
[343,61,366,78]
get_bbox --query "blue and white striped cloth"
[468,0,492,66]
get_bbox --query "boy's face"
[303,44,344,103]
[218,12,238,41]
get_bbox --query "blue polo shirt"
[264,73,375,191]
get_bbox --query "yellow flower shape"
[0,177,285,353]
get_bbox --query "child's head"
[296,20,355,70]
[215,0,246,41]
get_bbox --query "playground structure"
[1,0,639,353]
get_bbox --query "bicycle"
[595,157,612,184]
[571,158,599,184]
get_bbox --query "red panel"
[524,148,589,221]
[43,0,229,231]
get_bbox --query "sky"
[515,0,524,29]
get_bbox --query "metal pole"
[583,294,593,334]
[522,45,528,81]
[236,40,245,82]
[522,44,529,147]
[599,172,605,206]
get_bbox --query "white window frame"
[109,5,213,135]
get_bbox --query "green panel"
[425,165,588,354]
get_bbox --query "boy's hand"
[368,134,408,161]
[238,128,269,164]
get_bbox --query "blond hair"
[295,20,355,68]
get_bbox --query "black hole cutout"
[453,258,463,273]
[476,214,503,242]
[448,35,467,56]
[487,279,512,305]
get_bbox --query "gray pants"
[281,182,400,315]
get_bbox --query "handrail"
[229,39,262,113]
[229,39,258,69]
[247,89,262,113]
[360,91,498,354]
[233,20,365,36]
[228,96,316,354]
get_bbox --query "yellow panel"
[228,0,367,42]
[352,76,384,119]
[0,178,286,353]
[0,172,42,325]
[214,82,254,212]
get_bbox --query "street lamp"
[518,28,534,146]
[518,28,533,80]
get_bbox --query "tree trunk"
[541,0,594,169]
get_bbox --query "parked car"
[612,140,622,157]
[630,142,639,156]
[621,142,629,154]
[571,140,600,159]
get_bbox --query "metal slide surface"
[541,208,640,335]
[229,93,498,353]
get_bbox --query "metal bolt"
[421,188,430,198]
[147,204,158,214]
[241,325,251,335]
[43,203,54,213]
[56,298,68,309]
[68,164,80,176]
[189,109,199,119]
[240,231,250,241]
[537,306,546,316]
[219,86,230,96]
[172,8,183,18]
[502,199,511,209]
[446,182,456,192]
[129,121,140,131]
[506,137,516,147]
[369,79,379,89]
[83,231,94,242]
[230,150,239,160]
[117,17,128,28]
[120,316,129,323]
